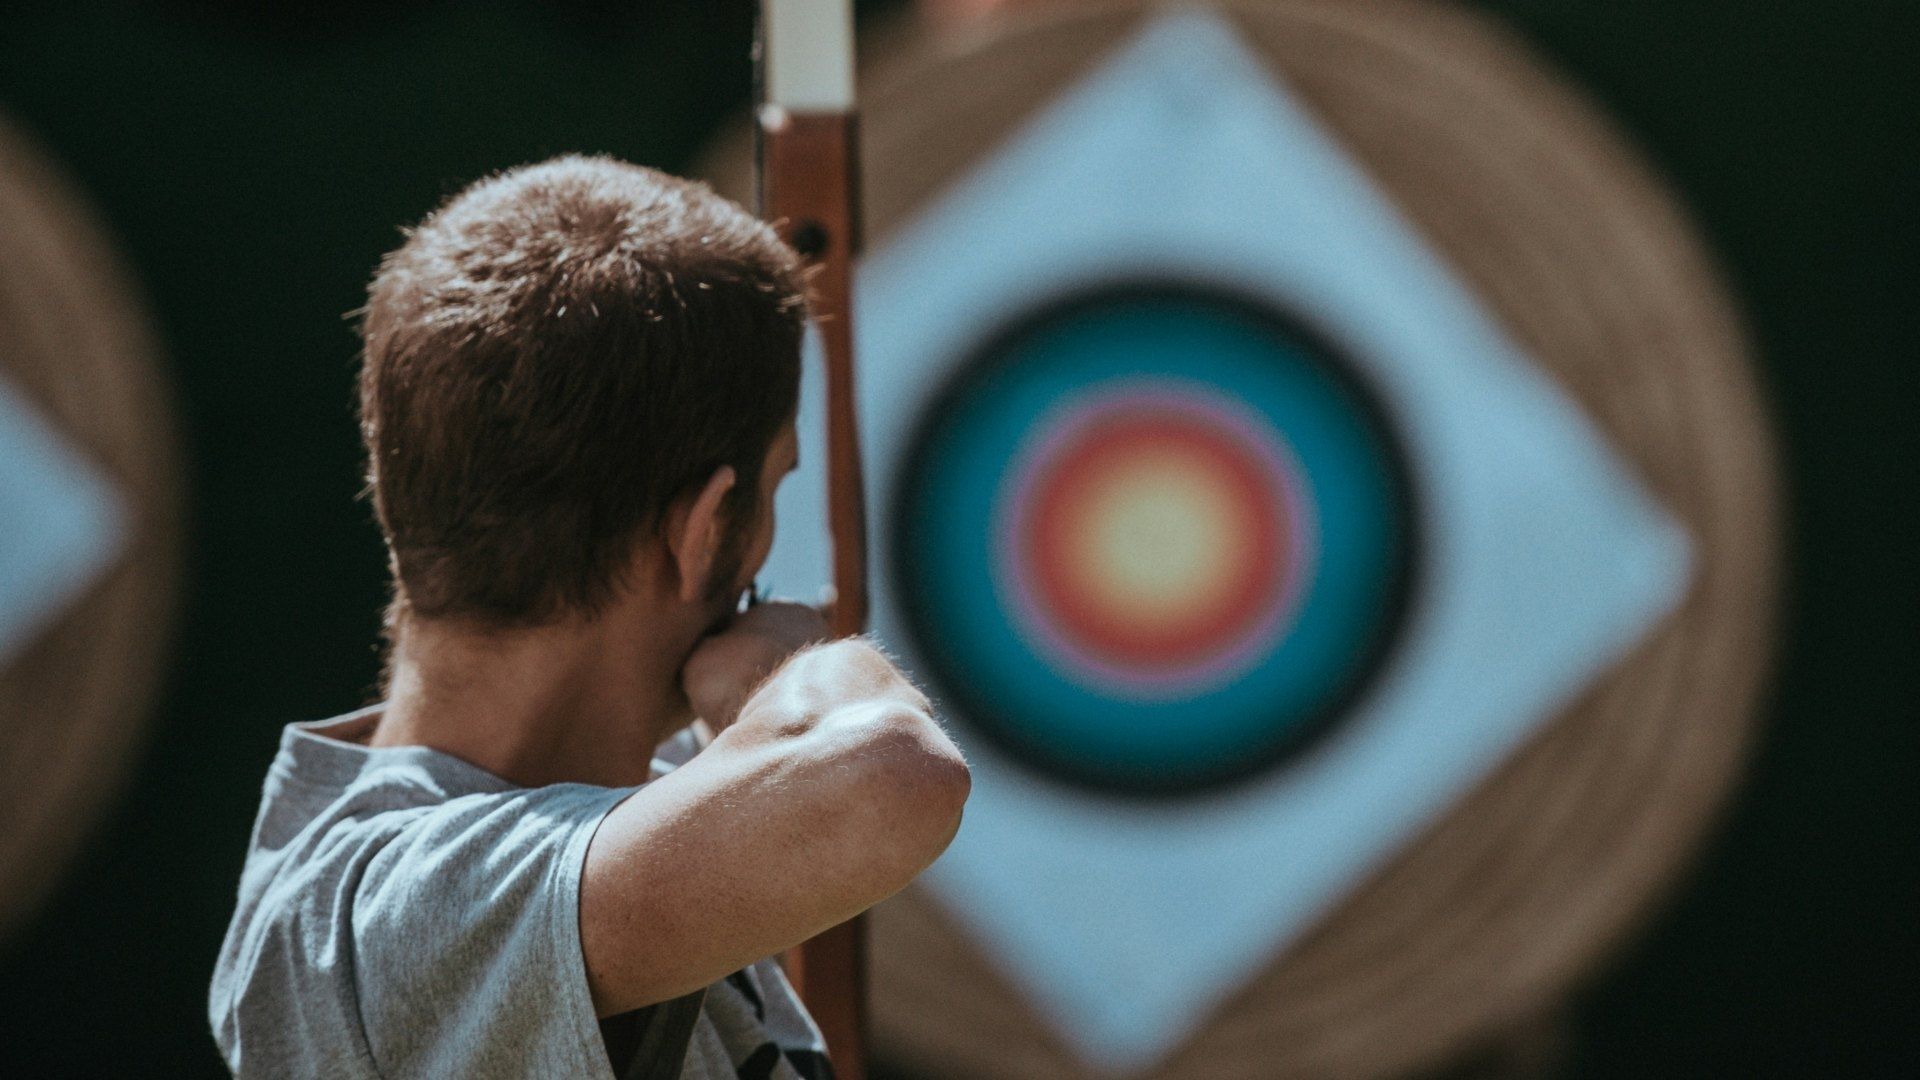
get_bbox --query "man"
[210,155,971,1079]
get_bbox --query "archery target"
[894,285,1412,793]
[698,1,1777,1077]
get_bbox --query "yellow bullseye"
[1055,448,1252,632]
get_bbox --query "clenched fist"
[681,601,833,732]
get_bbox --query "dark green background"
[0,1,1912,1075]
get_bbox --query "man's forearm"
[581,637,969,1015]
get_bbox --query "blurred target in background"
[0,115,177,943]
[705,1,1779,1076]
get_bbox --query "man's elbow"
[893,709,972,839]
[835,706,971,875]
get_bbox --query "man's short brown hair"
[358,155,806,627]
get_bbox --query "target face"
[894,286,1412,794]
[746,11,1700,1065]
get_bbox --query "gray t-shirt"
[210,706,831,1079]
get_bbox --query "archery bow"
[755,3,871,1077]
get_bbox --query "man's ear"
[665,465,737,604]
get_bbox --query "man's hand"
[681,601,831,731]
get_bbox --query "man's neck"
[369,606,696,788]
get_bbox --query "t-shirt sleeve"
[347,782,634,1079]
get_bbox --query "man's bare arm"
[578,635,970,1016]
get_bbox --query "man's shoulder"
[213,760,633,1077]
[245,760,627,919]
[224,737,630,984]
